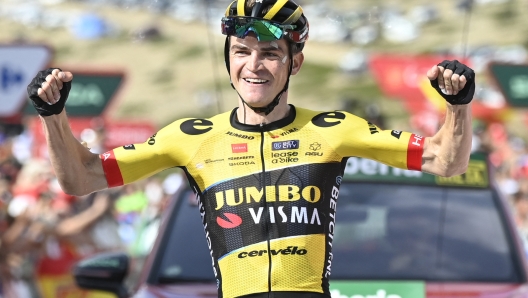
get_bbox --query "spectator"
[513,191,528,241]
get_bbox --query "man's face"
[229,34,303,108]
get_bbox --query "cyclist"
[27,0,475,297]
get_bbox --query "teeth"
[245,78,267,83]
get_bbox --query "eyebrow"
[231,44,285,53]
[261,46,284,52]
[231,44,249,51]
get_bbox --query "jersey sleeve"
[317,111,425,171]
[99,119,202,187]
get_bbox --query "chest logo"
[232,143,248,153]
[272,140,299,151]
[217,213,243,228]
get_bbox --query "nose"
[246,51,261,72]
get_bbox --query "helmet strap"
[224,36,294,116]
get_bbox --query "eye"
[264,52,280,58]
[232,49,250,56]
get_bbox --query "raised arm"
[421,60,475,177]
[27,68,108,196]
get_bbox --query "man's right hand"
[27,68,73,116]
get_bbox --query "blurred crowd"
[483,121,528,244]
[0,120,185,297]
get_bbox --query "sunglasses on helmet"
[221,17,303,43]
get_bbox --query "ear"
[291,52,304,75]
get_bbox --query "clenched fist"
[427,60,475,105]
[27,68,73,116]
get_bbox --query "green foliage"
[293,62,334,95]
[151,68,175,84]
[177,45,206,60]
[56,45,72,56]
[118,102,148,116]
[492,1,518,24]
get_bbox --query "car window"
[331,182,522,282]
[151,190,215,283]
[150,182,522,285]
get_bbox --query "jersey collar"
[230,104,297,132]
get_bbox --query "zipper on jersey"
[259,123,272,296]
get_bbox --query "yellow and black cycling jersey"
[100,105,425,298]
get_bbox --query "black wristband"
[27,68,71,117]
[429,60,475,105]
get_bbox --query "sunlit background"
[2,0,527,132]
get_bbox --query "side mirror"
[73,252,129,298]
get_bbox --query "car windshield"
[331,182,522,282]
[153,183,522,284]
[153,190,216,283]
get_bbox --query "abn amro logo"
[1,66,24,91]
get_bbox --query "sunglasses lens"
[239,21,283,41]
[222,18,285,41]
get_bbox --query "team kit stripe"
[237,0,245,16]
[407,134,425,171]
[263,0,289,19]
[100,150,124,187]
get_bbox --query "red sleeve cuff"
[100,150,124,187]
[407,134,425,171]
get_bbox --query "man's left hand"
[427,60,475,105]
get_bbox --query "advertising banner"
[488,62,528,107]
[330,281,425,298]
[0,44,53,117]
[369,55,511,124]
[24,70,126,117]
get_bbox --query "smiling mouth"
[244,78,268,84]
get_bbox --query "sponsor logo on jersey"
[103,152,111,161]
[216,206,322,228]
[205,158,224,164]
[410,134,424,147]
[271,151,299,163]
[280,127,299,137]
[232,143,248,153]
[391,130,402,139]
[248,206,321,225]
[197,194,218,278]
[216,213,243,228]
[148,134,157,145]
[214,185,321,210]
[272,140,299,151]
[310,142,321,151]
[229,161,256,166]
[226,131,255,140]
[180,118,213,135]
[214,185,323,229]
[312,111,345,128]
[238,246,307,258]
[123,144,135,150]
[407,134,425,171]
[306,142,323,156]
[325,180,340,278]
[305,152,323,156]
[228,156,254,161]
[368,122,379,134]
